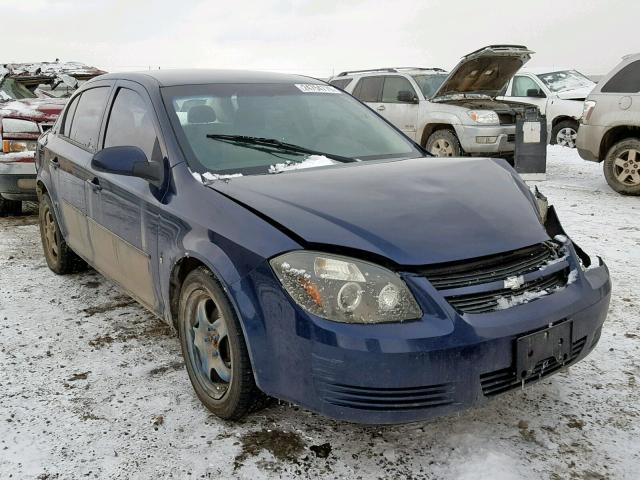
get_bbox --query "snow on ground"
[0,146,638,479]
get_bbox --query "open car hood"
[433,45,534,100]
[210,157,550,266]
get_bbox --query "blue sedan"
[35,70,611,424]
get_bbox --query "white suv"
[501,68,596,148]
[329,45,536,157]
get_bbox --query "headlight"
[467,110,499,125]
[270,251,422,324]
[2,139,37,153]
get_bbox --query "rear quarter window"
[68,86,110,150]
[329,78,353,91]
[601,60,640,93]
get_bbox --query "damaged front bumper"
[230,218,611,423]
[455,124,515,154]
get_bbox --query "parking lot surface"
[1,146,638,479]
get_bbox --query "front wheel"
[551,120,579,148]
[178,267,264,420]
[426,129,462,157]
[603,138,640,195]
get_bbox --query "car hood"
[0,98,66,123]
[210,157,550,266]
[556,86,594,100]
[433,45,534,100]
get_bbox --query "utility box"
[514,107,547,180]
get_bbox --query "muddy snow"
[1,146,638,479]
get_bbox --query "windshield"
[0,78,37,101]
[162,83,422,176]
[411,74,447,98]
[536,70,594,93]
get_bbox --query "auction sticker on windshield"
[295,84,341,94]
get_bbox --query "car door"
[43,83,112,262]
[85,81,165,311]
[508,75,548,114]
[379,75,420,140]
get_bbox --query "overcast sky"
[2,0,638,77]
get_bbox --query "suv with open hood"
[330,45,537,157]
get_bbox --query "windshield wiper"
[205,134,357,163]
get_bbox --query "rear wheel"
[178,267,265,420]
[38,193,87,274]
[603,138,640,195]
[0,195,22,217]
[426,129,462,157]
[551,120,579,148]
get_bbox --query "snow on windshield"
[268,155,336,174]
[537,70,594,93]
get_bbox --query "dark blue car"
[35,70,611,424]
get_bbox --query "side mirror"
[526,88,545,98]
[91,146,164,186]
[397,90,419,104]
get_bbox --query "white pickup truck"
[501,69,596,148]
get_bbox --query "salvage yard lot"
[1,147,638,479]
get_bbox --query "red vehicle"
[0,93,65,214]
[0,62,104,215]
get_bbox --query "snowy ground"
[1,146,638,479]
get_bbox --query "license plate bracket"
[516,321,572,380]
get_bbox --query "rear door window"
[381,76,417,103]
[69,87,110,150]
[352,77,384,102]
[601,60,640,93]
[104,88,159,161]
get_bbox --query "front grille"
[419,242,567,314]
[498,113,515,125]
[480,336,587,396]
[317,381,456,411]
[507,134,516,142]
[420,242,560,290]
[447,270,568,314]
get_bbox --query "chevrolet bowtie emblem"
[504,276,525,290]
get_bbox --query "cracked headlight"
[270,251,422,323]
[467,110,499,125]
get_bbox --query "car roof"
[88,69,324,87]
[333,67,447,79]
[519,67,580,75]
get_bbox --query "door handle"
[88,177,102,192]
[377,105,386,111]
[49,156,59,169]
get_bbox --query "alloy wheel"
[613,149,640,186]
[186,290,232,400]
[431,139,454,157]
[43,204,59,260]
[556,127,577,148]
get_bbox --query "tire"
[426,129,462,157]
[0,195,22,217]
[178,267,265,420]
[38,193,87,274]
[551,120,579,148]
[603,138,640,195]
